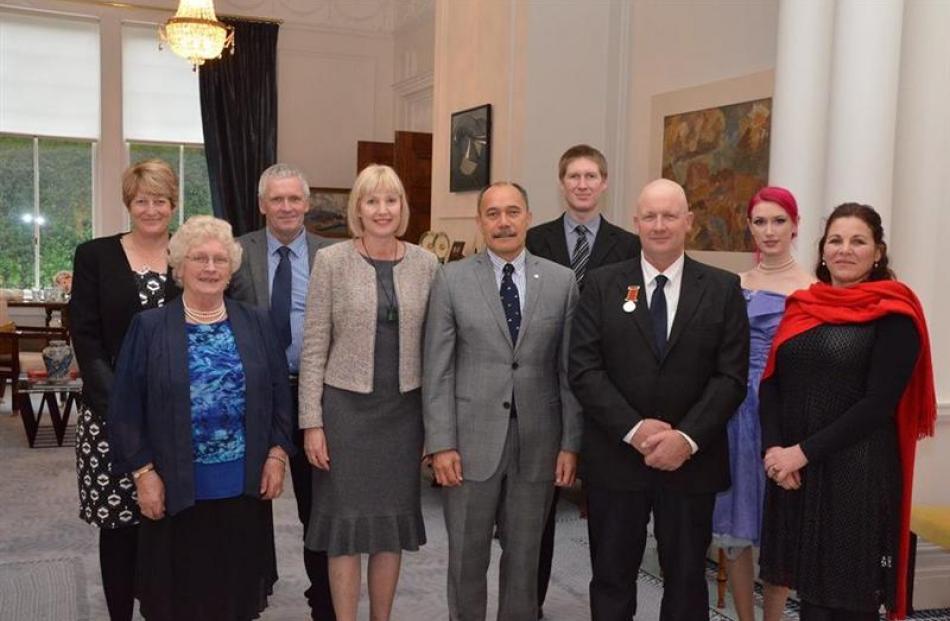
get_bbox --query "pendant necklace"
[362,238,399,322]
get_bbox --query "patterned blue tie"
[500,263,521,344]
[271,246,292,349]
[651,274,668,356]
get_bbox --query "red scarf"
[762,280,936,620]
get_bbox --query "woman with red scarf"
[758,203,936,621]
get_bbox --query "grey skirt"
[305,386,426,556]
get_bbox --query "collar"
[487,248,527,273]
[641,252,685,284]
[266,227,307,257]
[564,212,601,234]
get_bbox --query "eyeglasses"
[186,254,230,267]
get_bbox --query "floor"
[2,391,942,621]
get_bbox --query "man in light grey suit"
[423,181,582,621]
[229,163,336,620]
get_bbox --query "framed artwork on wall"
[305,187,350,238]
[450,104,491,192]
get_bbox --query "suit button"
[503,401,511,409]
[511,362,519,370]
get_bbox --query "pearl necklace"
[755,256,796,274]
[183,299,227,324]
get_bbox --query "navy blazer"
[108,296,295,516]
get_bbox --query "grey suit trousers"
[443,419,555,621]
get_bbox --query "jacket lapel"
[587,217,617,270]
[617,259,660,361]
[163,298,192,445]
[248,231,270,308]
[547,215,572,267]
[514,252,544,356]
[666,257,706,357]
[474,252,514,348]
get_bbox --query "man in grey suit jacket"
[229,163,336,620]
[423,182,583,621]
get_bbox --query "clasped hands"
[629,418,691,471]
[428,449,578,488]
[763,445,807,490]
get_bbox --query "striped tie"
[571,225,591,283]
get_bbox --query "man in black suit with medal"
[569,178,749,621]
[525,144,640,617]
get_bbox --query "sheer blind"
[122,23,202,143]
[0,11,100,138]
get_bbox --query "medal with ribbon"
[623,285,639,313]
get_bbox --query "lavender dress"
[712,289,786,552]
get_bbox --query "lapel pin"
[623,285,640,313]
[533,273,539,278]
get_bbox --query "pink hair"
[747,186,799,222]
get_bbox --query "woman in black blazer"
[69,159,181,621]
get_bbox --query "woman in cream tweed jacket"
[298,164,438,621]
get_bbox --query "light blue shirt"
[266,228,309,373]
[486,248,526,314]
[563,213,602,262]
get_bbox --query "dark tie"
[651,274,668,355]
[271,246,292,349]
[500,263,522,344]
[571,225,591,283]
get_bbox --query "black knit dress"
[758,314,919,614]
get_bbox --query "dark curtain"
[199,19,279,236]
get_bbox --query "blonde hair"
[122,159,179,210]
[347,164,410,238]
[167,216,243,285]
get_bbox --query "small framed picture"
[450,104,492,192]
[448,241,466,262]
[305,187,349,238]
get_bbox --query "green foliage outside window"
[0,135,93,289]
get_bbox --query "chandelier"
[160,0,235,70]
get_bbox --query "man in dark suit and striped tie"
[525,144,640,617]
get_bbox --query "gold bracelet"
[132,463,154,480]
[266,454,287,466]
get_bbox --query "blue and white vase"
[42,340,73,381]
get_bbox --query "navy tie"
[500,263,521,344]
[271,246,292,349]
[651,274,668,355]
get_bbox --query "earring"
[874,262,879,269]
[821,260,826,266]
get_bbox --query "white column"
[823,0,904,232]
[768,0,835,268]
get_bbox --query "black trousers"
[587,485,715,621]
[289,383,336,621]
[799,601,881,621]
[100,525,138,621]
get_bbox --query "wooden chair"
[0,325,71,413]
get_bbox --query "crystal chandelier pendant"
[159,0,235,70]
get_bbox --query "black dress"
[758,314,919,613]
[75,269,167,527]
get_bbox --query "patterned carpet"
[1,400,947,620]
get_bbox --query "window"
[0,12,99,289]
[123,23,211,230]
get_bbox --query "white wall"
[277,25,394,188]
[623,0,780,215]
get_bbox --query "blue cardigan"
[108,296,295,516]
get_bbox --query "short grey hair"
[258,163,310,199]
[476,181,530,214]
[168,215,243,285]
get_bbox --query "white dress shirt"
[624,252,698,454]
